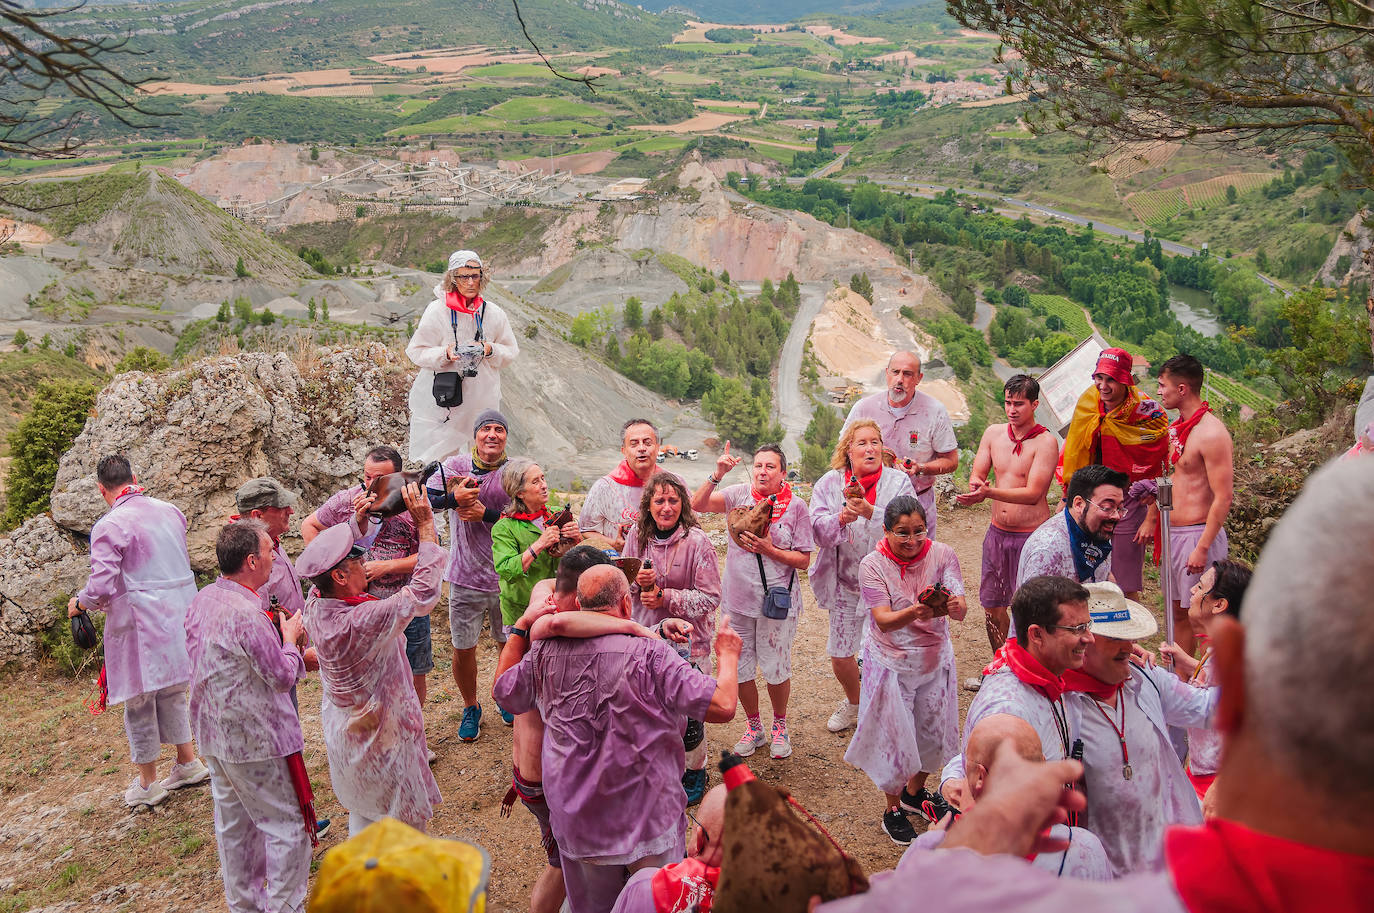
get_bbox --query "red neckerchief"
[848,468,883,505]
[115,485,145,499]
[1008,423,1049,456]
[877,537,932,578]
[445,290,483,315]
[508,507,552,523]
[751,482,793,523]
[1169,401,1212,468]
[340,593,379,605]
[1166,818,1374,913]
[651,857,718,913]
[1061,668,1125,702]
[608,460,648,487]
[982,640,1066,702]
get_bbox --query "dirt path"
[0,503,1079,912]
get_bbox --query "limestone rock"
[50,344,411,570]
[0,514,88,666]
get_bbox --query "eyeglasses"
[1087,499,1125,517]
[454,272,482,282]
[1045,622,1093,635]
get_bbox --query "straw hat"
[1084,581,1157,641]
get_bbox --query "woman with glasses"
[844,494,966,846]
[406,249,519,463]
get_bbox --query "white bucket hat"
[447,249,482,272]
[1084,581,1157,641]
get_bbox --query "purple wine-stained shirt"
[426,452,510,592]
[718,484,813,620]
[313,485,420,595]
[303,540,447,827]
[810,466,915,613]
[858,540,965,672]
[77,492,197,705]
[622,524,721,662]
[494,634,717,863]
[260,540,305,616]
[185,577,305,763]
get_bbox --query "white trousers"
[206,755,311,913]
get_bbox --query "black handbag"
[431,302,486,409]
[756,553,795,620]
[71,608,98,650]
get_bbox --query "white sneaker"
[769,719,792,760]
[161,759,210,790]
[731,720,766,757]
[826,700,859,733]
[125,777,170,808]
[962,677,984,693]
[426,748,438,765]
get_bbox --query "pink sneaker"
[732,719,766,757]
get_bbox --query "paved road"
[741,281,827,459]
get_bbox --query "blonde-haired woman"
[810,418,915,734]
[406,250,519,462]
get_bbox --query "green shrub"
[2,380,99,530]
[114,346,171,374]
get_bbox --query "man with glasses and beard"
[1018,465,1128,591]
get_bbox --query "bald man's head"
[885,351,922,407]
[966,714,1044,800]
[691,784,728,866]
[576,565,631,619]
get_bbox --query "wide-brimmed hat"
[1084,581,1157,640]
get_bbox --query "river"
[1167,283,1222,338]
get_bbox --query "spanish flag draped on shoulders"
[1060,348,1169,486]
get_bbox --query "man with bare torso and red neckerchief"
[957,375,1058,666]
[1154,354,1233,659]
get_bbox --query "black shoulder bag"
[757,552,795,620]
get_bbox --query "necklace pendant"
[1122,763,1133,780]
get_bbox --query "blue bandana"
[1065,509,1112,583]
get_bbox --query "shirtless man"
[957,376,1058,656]
[1155,354,1233,658]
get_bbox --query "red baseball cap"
[1093,348,1135,385]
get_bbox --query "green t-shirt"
[491,517,559,625]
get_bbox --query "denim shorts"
[404,615,434,675]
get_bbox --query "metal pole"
[1156,474,1174,644]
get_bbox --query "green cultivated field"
[463,63,556,79]
[487,96,607,120]
[1029,295,1094,339]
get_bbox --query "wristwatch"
[511,627,530,640]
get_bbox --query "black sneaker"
[916,789,957,825]
[898,785,924,814]
[882,808,917,845]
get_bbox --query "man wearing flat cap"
[1060,582,1213,876]
[299,482,446,837]
[426,408,513,741]
[405,249,520,464]
[235,477,307,622]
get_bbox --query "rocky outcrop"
[0,515,88,666]
[1319,208,1372,287]
[50,344,411,570]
